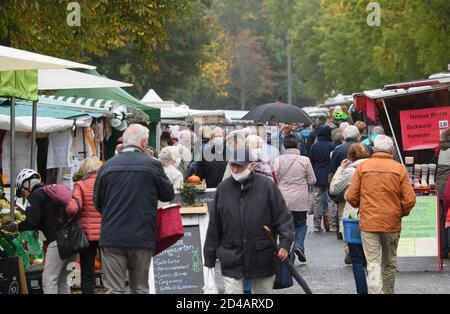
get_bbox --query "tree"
[0,0,191,67]
[90,0,217,100]
[227,30,275,110]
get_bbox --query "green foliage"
[265,0,450,101]
[94,0,215,100]
[178,183,198,206]
[0,0,191,66]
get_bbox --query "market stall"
[53,70,161,151]
[0,45,96,294]
[354,77,450,271]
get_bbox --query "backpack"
[42,184,73,206]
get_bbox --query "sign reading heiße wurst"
[400,107,450,151]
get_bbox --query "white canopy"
[0,45,95,71]
[38,69,132,90]
[0,115,92,133]
[141,89,163,103]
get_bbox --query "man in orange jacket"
[345,135,416,294]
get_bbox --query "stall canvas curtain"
[0,70,38,101]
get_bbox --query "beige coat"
[274,149,316,212]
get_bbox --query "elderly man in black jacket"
[204,149,294,294]
[94,124,174,294]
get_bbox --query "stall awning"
[54,70,160,123]
[41,95,148,123]
[38,69,132,90]
[0,99,94,133]
[0,45,95,72]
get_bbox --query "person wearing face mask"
[196,127,228,188]
[158,146,184,203]
[94,124,174,294]
[246,135,277,182]
[204,148,294,294]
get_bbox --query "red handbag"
[154,204,185,256]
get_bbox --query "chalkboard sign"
[153,225,204,294]
[0,257,27,294]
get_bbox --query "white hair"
[343,125,360,140]
[242,127,257,137]
[373,126,385,135]
[246,135,263,149]
[123,124,149,147]
[212,127,224,138]
[339,122,350,131]
[177,129,192,148]
[374,135,394,153]
[159,146,179,167]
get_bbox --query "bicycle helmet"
[16,169,41,197]
[333,111,348,120]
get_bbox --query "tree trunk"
[240,91,246,111]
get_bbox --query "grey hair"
[373,126,385,135]
[159,146,179,167]
[177,129,192,147]
[123,124,149,147]
[374,135,394,153]
[212,127,224,138]
[343,125,360,140]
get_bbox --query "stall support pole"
[82,127,87,158]
[30,100,37,169]
[156,122,161,153]
[382,99,404,165]
[10,97,16,222]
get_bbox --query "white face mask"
[213,137,224,146]
[231,168,251,183]
[174,158,181,168]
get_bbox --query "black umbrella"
[263,226,313,294]
[242,102,313,124]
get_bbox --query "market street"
[214,215,450,294]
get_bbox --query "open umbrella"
[242,102,313,124]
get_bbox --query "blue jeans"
[348,243,368,294]
[289,211,307,262]
[244,278,252,294]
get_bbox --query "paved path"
[215,215,450,294]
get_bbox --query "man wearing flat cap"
[204,148,294,294]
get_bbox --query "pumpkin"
[187,175,201,184]
[94,258,102,270]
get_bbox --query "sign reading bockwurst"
[400,107,450,151]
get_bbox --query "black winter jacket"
[310,125,335,187]
[204,172,294,279]
[196,144,228,188]
[94,147,174,250]
[18,185,64,243]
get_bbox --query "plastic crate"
[342,218,362,244]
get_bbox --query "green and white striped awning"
[42,95,149,123]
